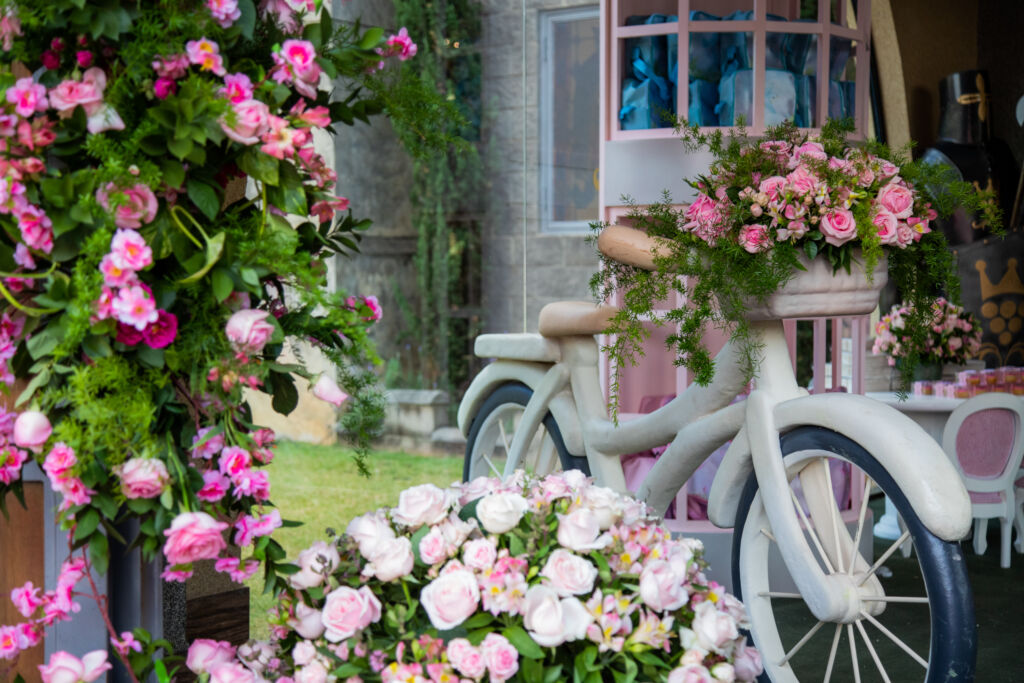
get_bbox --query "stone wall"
[479,0,601,335]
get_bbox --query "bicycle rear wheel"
[463,382,589,482]
[732,426,975,683]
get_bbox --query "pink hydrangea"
[112,284,159,331]
[185,37,226,76]
[6,77,48,117]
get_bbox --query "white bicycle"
[457,225,976,682]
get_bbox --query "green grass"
[246,442,463,637]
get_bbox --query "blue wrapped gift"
[688,78,719,126]
[620,77,674,130]
[719,11,789,74]
[717,69,800,127]
[620,14,676,129]
[687,11,720,82]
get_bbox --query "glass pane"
[688,31,754,126]
[831,0,857,26]
[689,0,753,14]
[765,33,818,128]
[617,0,679,26]
[551,15,599,222]
[765,0,817,21]
[619,16,677,130]
[828,37,856,122]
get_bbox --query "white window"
[540,6,600,234]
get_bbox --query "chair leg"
[1016,494,1024,554]
[973,518,988,556]
[1001,517,1012,568]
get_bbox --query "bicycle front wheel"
[463,382,589,482]
[732,426,975,683]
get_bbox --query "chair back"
[941,393,1024,494]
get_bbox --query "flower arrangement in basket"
[591,121,1000,404]
[0,0,460,679]
[187,471,763,682]
[872,298,982,367]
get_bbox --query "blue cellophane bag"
[717,69,799,127]
[687,10,720,82]
[621,14,675,128]
[688,78,718,126]
[719,11,789,74]
[620,77,673,130]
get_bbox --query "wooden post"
[0,481,46,678]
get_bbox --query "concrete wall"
[479,0,601,335]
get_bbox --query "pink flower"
[540,548,598,596]
[738,223,772,253]
[214,557,260,582]
[198,470,231,502]
[16,204,53,253]
[682,193,727,245]
[0,445,27,484]
[260,115,299,158]
[480,633,519,683]
[447,638,486,679]
[221,73,254,104]
[691,601,739,653]
[461,537,497,570]
[38,651,111,683]
[152,53,189,80]
[321,585,382,642]
[733,641,763,681]
[310,197,350,223]
[312,374,348,407]
[116,322,144,346]
[111,632,143,656]
[259,0,302,33]
[273,40,322,98]
[186,37,226,76]
[153,77,177,100]
[192,426,225,459]
[97,183,159,229]
[0,11,21,52]
[290,540,341,589]
[819,208,858,247]
[221,98,271,146]
[667,665,713,683]
[345,510,396,559]
[785,165,819,197]
[114,457,170,499]
[225,309,275,354]
[10,581,43,618]
[48,68,107,116]
[143,310,178,348]
[207,0,241,27]
[219,445,252,478]
[187,639,237,675]
[112,284,158,331]
[639,559,689,612]
[475,492,527,533]
[363,536,415,582]
[163,511,229,565]
[41,50,60,70]
[877,180,915,219]
[383,28,418,61]
[100,254,136,287]
[75,50,93,68]
[419,568,480,630]
[110,227,154,268]
[790,140,827,164]
[362,295,382,322]
[6,78,48,117]
[872,207,899,245]
[391,483,449,528]
[209,663,256,683]
[13,410,51,451]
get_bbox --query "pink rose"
[785,165,819,197]
[790,140,826,164]
[363,536,414,582]
[226,309,275,354]
[639,559,689,612]
[447,638,486,679]
[555,508,608,552]
[691,601,739,653]
[683,193,726,245]
[13,410,51,451]
[877,180,915,219]
[521,585,592,647]
[289,540,341,589]
[312,374,349,407]
[289,601,326,640]
[418,526,449,565]
[819,208,858,247]
[38,650,111,683]
[733,641,763,681]
[321,585,381,642]
[209,662,256,683]
[345,510,396,559]
[391,483,449,528]
[96,183,158,229]
[187,639,237,675]
[114,457,170,499]
[738,224,772,253]
[163,511,229,565]
[480,633,519,683]
[221,99,271,145]
[48,75,104,116]
[872,207,898,245]
[475,492,528,533]
[540,549,598,596]
[757,175,787,202]
[143,309,178,348]
[461,537,497,570]
[667,665,714,683]
[420,568,480,630]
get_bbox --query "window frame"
[539,5,600,235]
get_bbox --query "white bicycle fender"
[456,360,585,455]
[708,393,972,542]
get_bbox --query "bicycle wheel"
[732,426,975,683]
[463,382,589,482]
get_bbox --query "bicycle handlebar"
[597,225,673,271]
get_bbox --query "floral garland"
[180,470,763,682]
[872,298,982,367]
[0,0,456,679]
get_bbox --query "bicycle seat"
[538,301,618,337]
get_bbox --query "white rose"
[289,541,341,589]
[293,640,317,667]
[539,549,598,597]
[392,484,450,528]
[289,601,326,640]
[561,469,589,490]
[522,585,593,647]
[556,508,610,551]
[711,662,736,682]
[692,601,739,654]
[440,512,476,548]
[294,659,330,683]
[420,568,480,630]
[476,492,528,534]
[582,485,622,529]
[639,559,690,612]
[365,536,415,582]
[345,511,395,559]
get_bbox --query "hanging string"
[521,0,528,332]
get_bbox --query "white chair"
[941,392,1024,568]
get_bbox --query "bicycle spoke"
[860,610,929,669]
[856,619,893,683]
[498,420,512,457]
[758,592,802,599]
[790,487,836,574]
[760,528,776,542]
[823,623,842,683]
[848,624,861,683]
[777,620,825,666]
[861,596,929,604]
[857,530,911,587]
[848,478,873,576]
[482,453,501,477]
[822,462,844,573]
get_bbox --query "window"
[540,7,600,234]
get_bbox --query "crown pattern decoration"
[974,258,1024,359]
[976,259,1024,300]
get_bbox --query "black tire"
[462,382,589,482]
[731,426,975,682]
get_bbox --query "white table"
[865,392,965,539]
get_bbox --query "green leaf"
[508,534,526,557]
[154,659,170,683]
[269,371,299,415]
[159,158,186,189]
[589,550,611,584]
[89,530,109,575]
[237,0,257,38]
[167,136,193,160]
[803,239,819,261]
[15,367,50,407]
[211,268,234,302]
[93,493,119,520]
[177,232,226,284]
[502,626,544,660]
[187,179,220,221]
[359,26,384,50]
[82,334,113,360]
[543,665,564,683]
[457,497,479,523]
[409,524,431,564]
[26,326,61,359]
[462,612,494,630]
[74,508,101,541]
[136,345,165,369]
[238,148,279,186]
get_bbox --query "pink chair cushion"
[956,408,1018,479]
[969,490,1004,504]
